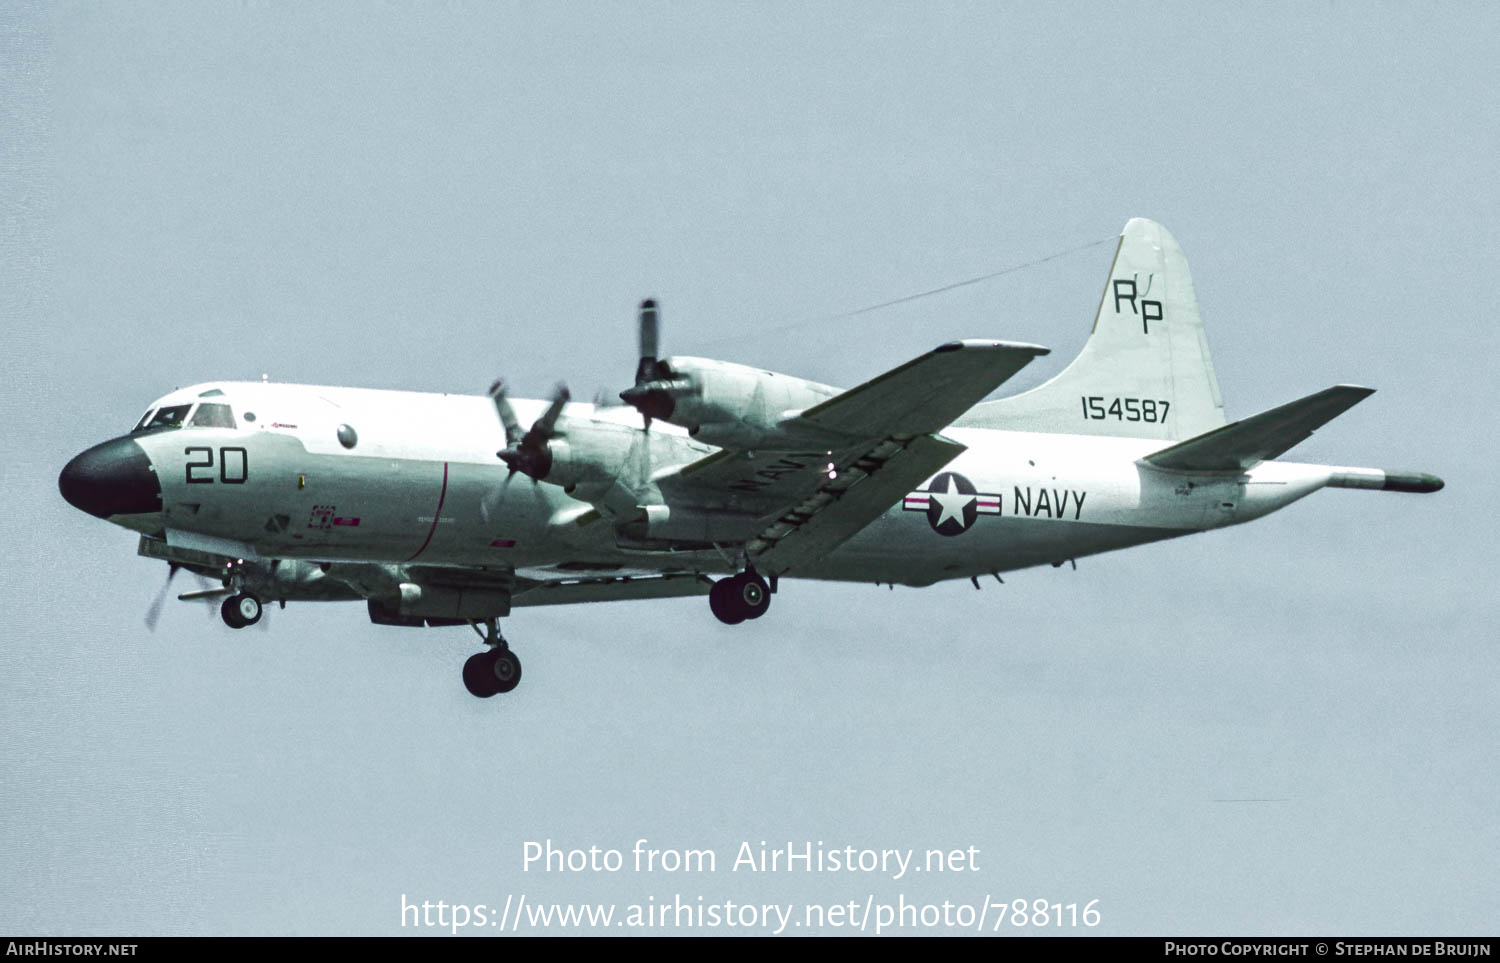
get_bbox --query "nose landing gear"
[220,592,262,628]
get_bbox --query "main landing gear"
[463,618,522,699]
[708,569,772,625]
[220,592,262,629]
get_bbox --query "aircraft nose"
[58,437,162,519]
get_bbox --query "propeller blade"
[534,383,570,439]
[144,563,181,632]
[488,379,524,447]
[627,299,670,430]
[635,299,658,386]
[480,470,516,522]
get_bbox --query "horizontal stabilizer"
[797,339,1049,438]
[1144,385,1375,473]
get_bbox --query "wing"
[796,338,1049,438]
[658,340,1047,574]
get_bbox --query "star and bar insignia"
[902,471,1000,536]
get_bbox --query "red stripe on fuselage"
[407,461,449,562]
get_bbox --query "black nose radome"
[59,437,162,519]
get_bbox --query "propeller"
[493,381,570,483]
[619,299,676,428]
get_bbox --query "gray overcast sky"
[3,0,1494,935]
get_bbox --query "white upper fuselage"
[119,380,1336,587]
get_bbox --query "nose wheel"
[709,570,771,624]
[463,619,523,698]
[220,592,262,628]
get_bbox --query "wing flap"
[1144,384,1375,473]
[747,434,966,576]
[658,443,868,520]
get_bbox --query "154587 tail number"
[1081,396,1169,423]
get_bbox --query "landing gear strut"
[463,618,522,698]
[709,569,771,625]
[220,592,262,629]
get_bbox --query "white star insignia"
[929,475,975,529]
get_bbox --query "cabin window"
[189,403,237,428]
[140,404,192,431]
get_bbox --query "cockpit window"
[133,409,155,432]
[189,403,236,428]
[140,404,192,431]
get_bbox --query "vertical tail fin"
[961,218,1226,441]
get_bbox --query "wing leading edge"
[796,339,1049,439]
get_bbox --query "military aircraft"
[58,219,1443,698]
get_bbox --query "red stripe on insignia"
[489,538,516,548]
[332,517,360,526]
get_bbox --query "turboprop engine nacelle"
[620,356,840,449]
[530,418,684,522]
